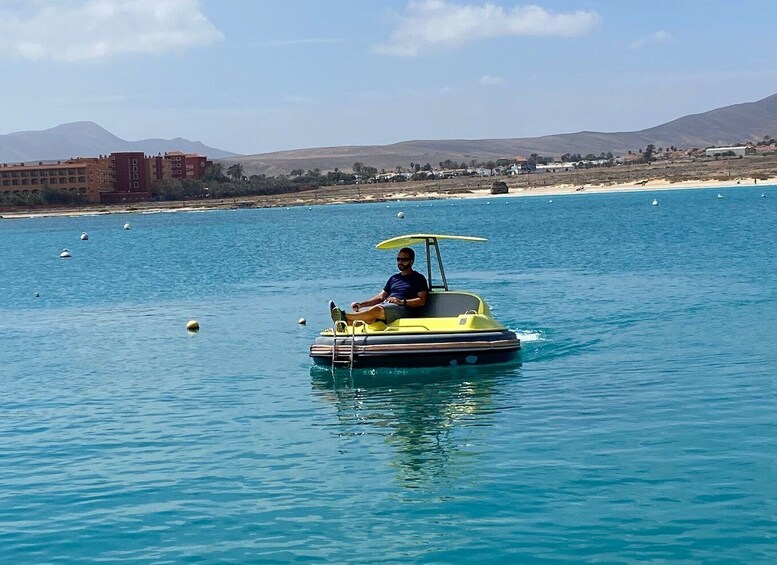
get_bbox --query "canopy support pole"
[425,237,448,291]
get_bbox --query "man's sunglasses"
[396,257,412,262]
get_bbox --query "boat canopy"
[375,234,487,291]
[376,234,487,249]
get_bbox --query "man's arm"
[404,290,427,308]
[352,290,388,311]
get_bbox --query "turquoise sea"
[1,186,777,562]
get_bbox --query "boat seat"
[418,292,481,318]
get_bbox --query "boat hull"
[310,329,520,368]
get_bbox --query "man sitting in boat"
[329,247,429,325]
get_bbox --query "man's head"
[396,247,414,271]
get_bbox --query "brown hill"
[0,121,238,162]
[225,93,777,176]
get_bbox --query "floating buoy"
[80,232,89,240]
[717,194,723,199]
[397,211,404,219]
[548,199,553,203]
[34,292,40,298]
[186,320,200,332]
[60,248,71,258]
[123,222,131,230]
[761,193,766,198]
[298,318,306,325]
[652,199,658,206]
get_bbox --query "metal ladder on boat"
[331,320,366,369]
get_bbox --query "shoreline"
[1,176,774,220]
[395,176,776,202]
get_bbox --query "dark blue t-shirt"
[383,271,429,300]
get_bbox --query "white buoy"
[761,193,766,198]
[397,211,404,218]
[548,199,553,203]
[80,232,89,240]
[123,222,131,230]
[34,292,40,298]
[186,320,200,332]
[652,199,659,206]
[717,193,723,199]
[60,248,71,258]
[298,317,306,325]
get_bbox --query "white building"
[534,162,578,173]
[705,146,755,158]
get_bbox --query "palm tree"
[205,162,225,180]
[227,163,244,181]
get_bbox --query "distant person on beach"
[329,247,428,325]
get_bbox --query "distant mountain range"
[5,92,777,174]
[224,92,777,176]
[0,121,238,163]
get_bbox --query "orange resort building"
[0,151,211,204]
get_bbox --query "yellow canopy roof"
[376,234,487,249]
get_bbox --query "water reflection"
[311,364,521,489]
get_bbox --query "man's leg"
[345,305,386,324]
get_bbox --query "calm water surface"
[1,187,777,562]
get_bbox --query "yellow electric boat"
[309,234,521,368]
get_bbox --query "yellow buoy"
[186,320,200,332]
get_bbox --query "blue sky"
[1,0,776,155]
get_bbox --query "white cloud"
[375,1,600,56]
[629,30,672,50]
[0,0,223,62]
[480,74,503,85]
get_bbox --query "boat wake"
[514,329,543,343]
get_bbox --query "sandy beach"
[393,176,777,202]
[1,175,774,220]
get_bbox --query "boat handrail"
[387,323,431,331]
